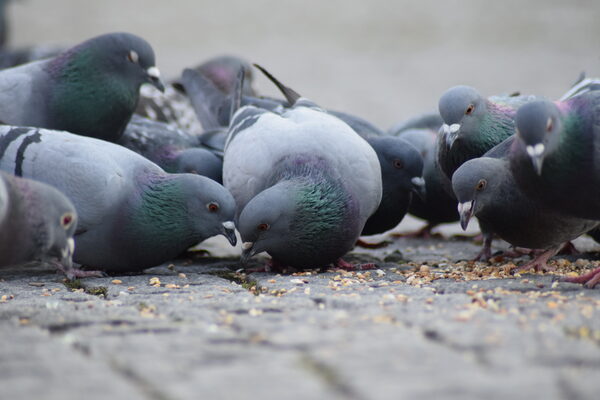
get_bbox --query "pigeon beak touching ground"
[146,66,165,92]
[457,200,474,230]
[221,221,237,246]
[410,176,426,200]
[525,144,545,175]
[240,241,257,266]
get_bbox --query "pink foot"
[53,262,104,279]
[512,247,559,273]
[390,224,440,239]
[244,258,289,273]
[562,267,600,288]
[332,258,376,271]
[473,235,493,261]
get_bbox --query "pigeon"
[437,85,538,182]
[0,171,88,277]
[136,55,256,133]
[118,115,223,182]
[0,126,237,272]
[390,113,459,236]
[0,32,164,142]
[452,150,599,272]
[509,91,600,220]
[222,66,382,270]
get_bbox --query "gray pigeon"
[182,65,422,239]
[452,150,599,272]
[0,32,164,142]
[0,171,88,277]
[223,67,382,270]
[391,113,460,236]
[118,115,223,182]
[437,85,538,183]
[0,126,237,272]
[509,91,600,220]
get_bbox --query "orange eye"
[61,213,74,229]
[475,179,487,191]
[465,104,475,115]
[257,223,270,231]
[207,202,219,212]
[127,50,139,63]
[393,159,404,169]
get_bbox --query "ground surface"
[1,218,600,400]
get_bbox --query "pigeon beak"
[526,144,545,175]
[240,241,256,266]
[60,238,75,269]
[457,201,474,231]
[410,176,426,200]
[146,66,165,92]
[221,221,237,246]
[441,123,461,148]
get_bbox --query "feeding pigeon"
[391,113,459,236]
[222,66,381,270]
[0,126,237,272]
[0,171,86,277]
[0,32,164,142]
[452,144,599,272]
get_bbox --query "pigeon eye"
[475,179,487,191]
[465,104,475,115]
[127,50,139,63]
[546,117,553,132]
[393,159,404,169]
[60,213,74,229]
[207,202,219,212]
[257,223,270,232]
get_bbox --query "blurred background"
[6,0,600,129]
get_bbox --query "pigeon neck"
[127,174,198,249]
[480,101,517,147]
[45,47,138,140]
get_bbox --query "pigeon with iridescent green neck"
[0,171,90,278]
[0,32,164,142]
[0,126,237,272]
[510,92,600,220]
[223,67,381,270]
[437,85,539,182]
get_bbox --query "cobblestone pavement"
[1,218,599,400]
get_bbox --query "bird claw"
[511,247,559,273]
[562,267,600,288]
[355,239,390,249]
[52,262,105,279]
[332,259,376,271]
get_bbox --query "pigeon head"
[177,174,237,246]
[515,100,562,175]
[368,136,425,199]
[45,32,164,141]
[165,148,223,183]
[438,85,486,149]
[239,176,358,269]
[238,181,298,264]
[452,157,504,230]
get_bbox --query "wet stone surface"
[1,221,600,400]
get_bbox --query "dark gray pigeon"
[391,113,459,236]
[0,32,164,142]
[437,85,539,183]
[0,171,90,277]
[452,150,598,272]
[223,67,382,270]
[0,126,237,272]
[118,115,223,183]
[509,91,600,220]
